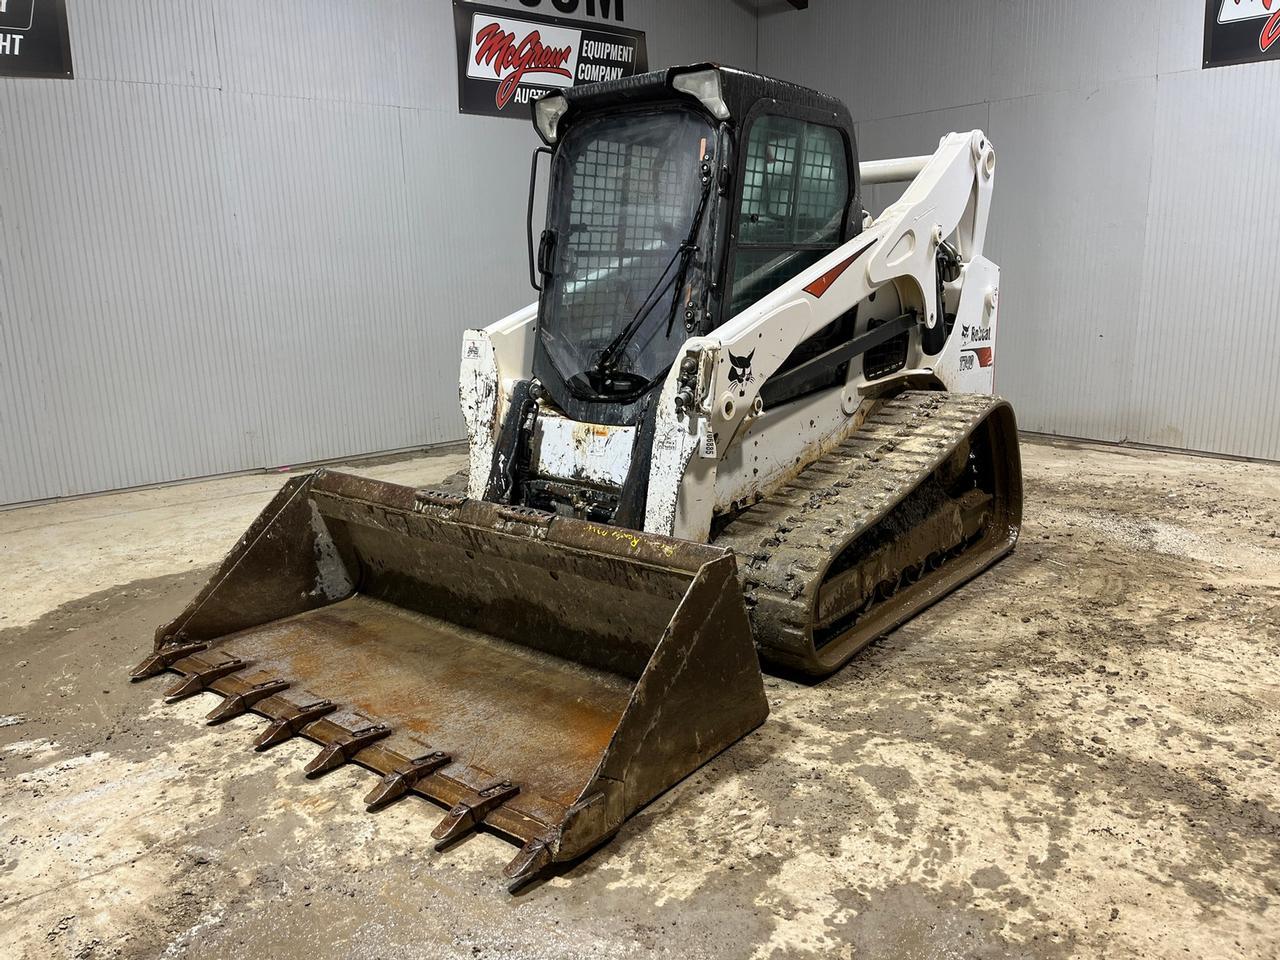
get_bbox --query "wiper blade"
[591,175,715,383]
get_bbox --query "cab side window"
[728,116,849,318]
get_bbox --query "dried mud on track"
[1,440,1278,960]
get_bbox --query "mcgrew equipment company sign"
[453,1,647,119]
[1204,0,1280,67]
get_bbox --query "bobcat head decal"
[727,349,755,387]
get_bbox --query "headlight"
[672,69,730,120]
[533,94,569,144]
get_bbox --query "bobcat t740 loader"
[132,65,1022,890]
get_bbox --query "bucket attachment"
[131,470,767,888]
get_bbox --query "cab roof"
[549,63,854,134]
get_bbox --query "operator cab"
[529,64,862,426]
[492,65,862,522]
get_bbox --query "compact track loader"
[132,65,1021,889]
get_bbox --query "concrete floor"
[1,439,1278,960]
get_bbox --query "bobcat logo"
[727,349,755,387]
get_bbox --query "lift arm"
[643,130,998,538]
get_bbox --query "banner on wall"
[453,0,647,119]
[1204,0,1280,68]
[0,0,72,78]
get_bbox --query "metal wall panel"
[758,0,995,122]
[215,0,414,106]
[1131,65,1280,461]
[0,0,759,504]
[0,79,256,500]
[70,0,222,87]
[1157,0,1208,75]
[648,0,758,69]
[759,0,1280,461]
[218,93,417,466]
[987,79,1158,442]
[398,108,538,444]
[986,0,1160,102]
[16,0,1267,505]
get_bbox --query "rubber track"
[715,390,1007,668]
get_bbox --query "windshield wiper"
[590,174,715,387]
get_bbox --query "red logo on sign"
[1223,0,1280,50]
[473,22,574,108]
[1263,4,1280,50]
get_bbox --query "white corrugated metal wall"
[5,2,1277,506]
[759,0,1280,462]
[0,0,758,505]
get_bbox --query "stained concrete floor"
[1,439,1278,960]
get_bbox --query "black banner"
[0,0,72,79]
[454,0,647,120]
[1204,0,1280,68]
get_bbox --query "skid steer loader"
[132,65,1021,889]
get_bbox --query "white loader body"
[461,130,1001,540]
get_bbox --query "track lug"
[303,722,391,778]
[206,678,290,725]
[432,779,519,848]
[129,642,208,681]
[252,699,336,751]
[164,657,248,702]
[364,751,451,812]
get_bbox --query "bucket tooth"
[206,678,290,725]
[432,780,520,849]
[252,699,336,751]
[303,722,391,779]
[503,838,553,891]
[364,751,452,812]
[164,657,249,702]
[129,642,208,681]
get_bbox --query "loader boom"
[647,129,999,539]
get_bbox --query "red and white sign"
[454,2,647,119]
[1206,0,1280,65]
[1218,0,1275,22]
[1217,0,1280,49]
[466,14,581,109]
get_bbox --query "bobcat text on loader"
[131,64,1023,891]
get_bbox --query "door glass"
[729,117,849,318]
[539,109,716,398]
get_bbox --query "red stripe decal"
[803,256,855,298]
[802,237,876,299]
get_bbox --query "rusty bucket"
[131,470,767,888]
